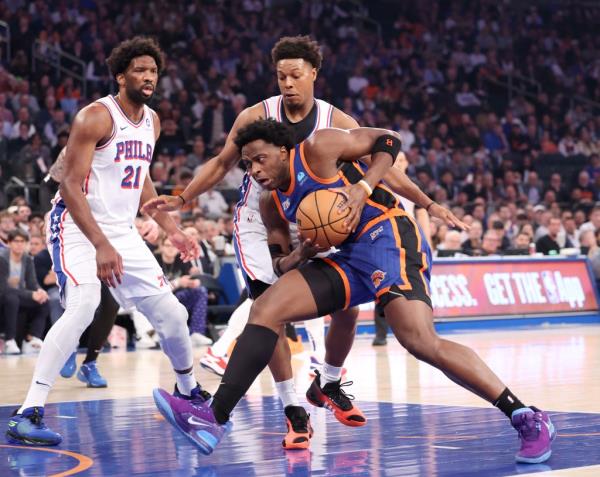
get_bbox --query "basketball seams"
[314,191,333,247]
[296,189,351,247]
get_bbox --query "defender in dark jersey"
[152,119,556,464]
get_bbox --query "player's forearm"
[140,176,179,235]
[272,248,307,276]
[180,156,232,202]
[361,151,394,193]
[385,169,433,209]
[149,210,179,235]
[59,181,110,248]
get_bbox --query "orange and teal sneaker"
[306,370,366,427]
[282,405,313,450]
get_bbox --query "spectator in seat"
[461,219,483,254]
[0,229,49,354]
[480,230,501,256]
[580,205,600,234]
[513,232,532,251]
[536,217,572,255]
[155,235,212,347]
[0,210,16,248]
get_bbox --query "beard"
[126,83,153,105]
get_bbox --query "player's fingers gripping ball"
[296,189,351,248]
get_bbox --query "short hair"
[106,36,164,79]
[7,229,29,242]
[234,118,295,152]
[271,35,323,71]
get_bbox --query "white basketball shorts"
[48,201,170,308]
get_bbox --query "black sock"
[493,388,526,419]
[211,324,278,424]
[84,284,119,364]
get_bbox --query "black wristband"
[425,201,435,212]
[372,134,402,164]
[178,195,186,205]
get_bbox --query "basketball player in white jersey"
[6,37,208,446]
[143,35,465,449]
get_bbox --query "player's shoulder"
[235,102,268,126]
[72,101,113,129]
[330,107,360,129]
[305,127,347,156]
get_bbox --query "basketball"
[296,189,351,248]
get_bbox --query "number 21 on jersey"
[121,165,142,189]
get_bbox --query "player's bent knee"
[248,298,282,328]
[400,333,440,363]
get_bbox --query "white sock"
[275,378,300,408]
[303,317,325,359]
[20,283,101,413]
[175,369,196,396]
[211,297,252,357]
[321,362,343,385]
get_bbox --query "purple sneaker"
[152,388,230,455]
[511,407,556,464]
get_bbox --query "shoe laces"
[322,379,355,411]
[27,408,45,428]
[515,411,542,441]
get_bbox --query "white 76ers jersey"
[55,95,156,227]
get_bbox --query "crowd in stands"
[1,0,600,349]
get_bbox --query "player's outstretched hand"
[296,237,325,260]
[141,195,183,214]
[428,202,470,231]
[169,229,201,262]
[96,241,123,287]
[331,184,368,233]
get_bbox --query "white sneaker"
[4,339,21,355]
[190,332,213,347]
[22,337,43,354]
[199,347,228,376]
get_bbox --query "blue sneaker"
[77,361,107,388]
[60,352,77,378]
[6,407,62,446]
[153,388,231,455]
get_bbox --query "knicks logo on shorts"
[371,270,386,288]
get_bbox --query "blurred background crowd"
[1,0,600,349]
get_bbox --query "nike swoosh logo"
[187,416,210,427]
[35,380,50,387]
[120,126,128,130]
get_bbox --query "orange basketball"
[296,189,351,248]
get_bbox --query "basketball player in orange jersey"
[143,36,464,449]
[6,37,208,447]
[154,119,555,464]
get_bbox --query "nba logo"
[297,171,306,184]
[146,118,151,127]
